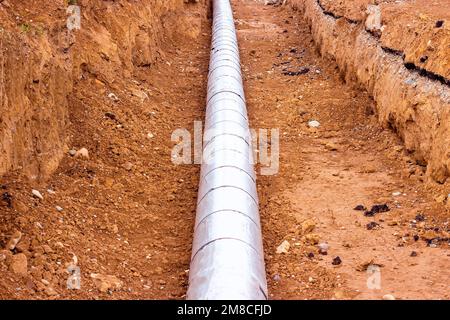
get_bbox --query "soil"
[0,0,449,300]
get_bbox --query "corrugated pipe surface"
[187,0,268,300]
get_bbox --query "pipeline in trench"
[187,0,268,300]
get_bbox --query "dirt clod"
[332,256,342,266]
[364,204,390,217]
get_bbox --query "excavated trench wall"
[0,0,207,180]
[288,0,450,184]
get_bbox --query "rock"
[276,240,290,254]
[90,273,123,293]
[415,213,425,222]
[104,112,116,120]
[55,206,63,212]
[325,142,338,151]
[0,250,12,264]
[364,204,389,217]
[265,0,285,6]
[356,260,383,272]
[13,200,28,213]
[123,162,133,171]
[9,253,28,276]
[307,120,320,128]
[45,287,58,296]
[382,294,396,300]
[435,20,444,28]
[108,92,119,102]
[434,194,446,204]
[421,230,439,241]
[147,132,154,139]
[392,191,402,197]
[318,242,329,255]
[353,204,367,211]
[301,219,315,234]
[108,224,119,234]
[332,256,342,266]
[410,251,418,257]
[68,149,77,156]
[304,233,320,245]
[32,189,44,201]
[131,89,148,102]
[6,231,22,251]
[366,221,380,230]
[75,148,89,159]
[273,274,281,282]
[42,245,53,254]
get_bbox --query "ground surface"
[0,0,449,300]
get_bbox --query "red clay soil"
[0,0,449,300]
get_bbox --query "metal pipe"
[187,0,268,300]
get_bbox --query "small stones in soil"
[325,142,338,151]
[108,92,119,102]
[435,20,444,28]
[366,221,381,230]
[123,162,133,171]
[45,287,59,297]
[301,219,315,234]
[332,256,342,266]
[104,112,116,120]
[32,189,44,201]
[304,233,320,245]
[282,66,309,76]
[9,253,28,276]
[90,273,123,293]
[364,204,390,217]
[276,240,290,254]
[75,147,89,159]
[353,204,367,211]
[308,120,320,128]
[415,213,425,222]
[2,192,12,208]
[6,231,22,251]
[356,260,383,272]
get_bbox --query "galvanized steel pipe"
[187,0,268,300]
